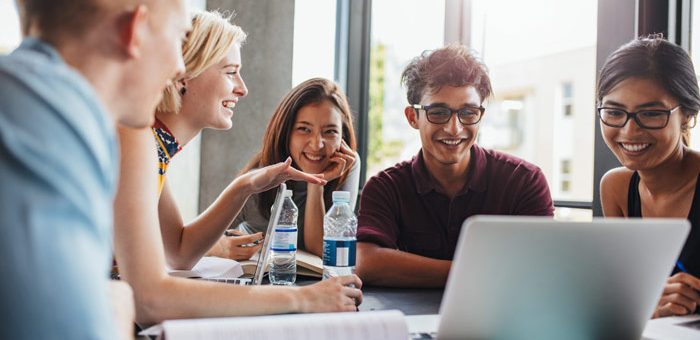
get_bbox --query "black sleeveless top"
[628,171,700,276]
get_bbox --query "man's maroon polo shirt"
[357,144,554,260]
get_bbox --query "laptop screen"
[252,183,286,285]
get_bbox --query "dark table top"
[296,277,443,315]
[359,285,443,315]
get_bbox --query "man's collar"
[16,37,62,63]
[411,144,488,196]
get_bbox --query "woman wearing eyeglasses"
[598,35,700,318]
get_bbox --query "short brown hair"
[21,0,113,44]
[401,43,492,105]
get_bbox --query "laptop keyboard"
[200,277,252,285]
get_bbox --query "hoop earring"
[180,87,187,96]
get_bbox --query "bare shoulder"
[601,167,634,189]
[686,149,700,172]
[600,167,634,217]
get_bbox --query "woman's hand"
[652,272,700,318]
[207,230,263,261]
[297,275,363,312]
[244,157,326,194]
[320,140,356,182]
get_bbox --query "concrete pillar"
[200,0,296,211]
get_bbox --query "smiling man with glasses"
[355,44,555,288]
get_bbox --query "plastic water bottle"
[323,191,357,280]
[270,190,297,285]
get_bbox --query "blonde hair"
[157,10,247,113]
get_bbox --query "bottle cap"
[332,191,350,203]
[283,190,293,198]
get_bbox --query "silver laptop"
[436,216,689,340]
[250,182,286,285]
[209,183,286,285]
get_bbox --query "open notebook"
[239,249,323,278]
[168,183,323,283]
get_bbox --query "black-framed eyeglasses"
[597,105,681,129]
[412,103,485,125]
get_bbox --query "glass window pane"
[554,207,592,221]
[0,0,21,54]
[292,0,336,86]
[689,2,700,150]
[472,0,597,202]
[367,0,446,179]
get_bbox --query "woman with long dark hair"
[208,77,359,257]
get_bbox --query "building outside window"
[0,0,20,54]
[366,0,446,178]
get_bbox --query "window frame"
[336,0,681,215]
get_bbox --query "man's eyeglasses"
[597,105,681,129]
[412,104,485,125]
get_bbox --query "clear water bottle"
[323,191,357,280]
[270,190,297,285]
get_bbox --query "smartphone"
[240,238,263,248]
[224,230,263,247]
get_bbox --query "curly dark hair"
[400,43,493,105]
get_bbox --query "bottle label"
[271,225,297,252]
[323,239,356,267]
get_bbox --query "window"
[689,1,700,150]
[561,82,574,117]
[478,98,524,152]
[357,0,596,219]
[0,1,20,54]
[292,0,337,86]
[366,0,446,179]
[559,159,572,193]
[471,0,596,216]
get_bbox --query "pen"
[676,260,688,273]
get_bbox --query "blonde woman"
[113,11,362,324]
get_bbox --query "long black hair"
[597,35,700,145]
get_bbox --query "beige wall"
[198,0,296,212]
